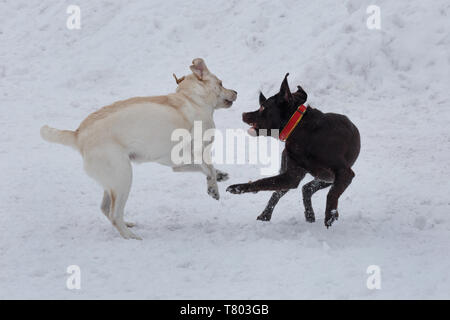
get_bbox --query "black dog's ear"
[279,73,292,103]
[259,91,266,105]
[293,85,308,104]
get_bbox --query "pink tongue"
[247,127,257,137]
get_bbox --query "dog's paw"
[128,233,143,240]
[226,184,248,194]
[257,212,272,221]
[119,228,142,240]
[325,209,339,228]
[304,209,315,223]
[216,171,229,182]
[207,186,220,200]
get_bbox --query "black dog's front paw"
[226,183,250,194]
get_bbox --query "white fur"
[40,58,237,240]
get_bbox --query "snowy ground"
[0,0,449,299]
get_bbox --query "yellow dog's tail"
[40,125,78,149]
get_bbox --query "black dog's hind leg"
[257,190,288,221]
[302,179,332,223]
[325,168,355,228]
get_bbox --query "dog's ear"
[190,58,209,80]
[293,85,308,104]
[279,73,292,103]
[173,73,185,85]
[259,91,266,105]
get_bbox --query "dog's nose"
[232,90,237,95]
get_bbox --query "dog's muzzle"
[242,112,259,136]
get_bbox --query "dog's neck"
[280,100,306,128]
[279,104,308,141]
[178,90,215,113]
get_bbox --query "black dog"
[227,74,360,228]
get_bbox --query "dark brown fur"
[227,74,360,227]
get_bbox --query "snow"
[1,0,449,299]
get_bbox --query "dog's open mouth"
[247,123,258,136]
[224,99,234,107]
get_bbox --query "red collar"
[279,105,307,141]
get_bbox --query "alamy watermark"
[366,5,381,30]
[171,121,281,176]
[66,5,81,30]
[366,265,381,290]
[66,265,81,290]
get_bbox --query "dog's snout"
[230,90,238,101]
